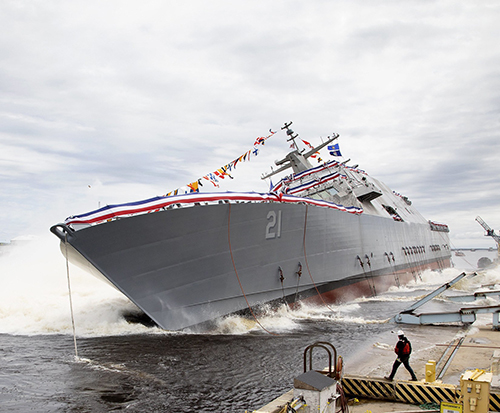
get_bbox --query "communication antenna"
[281,121,300,150]
[262,122,339,180]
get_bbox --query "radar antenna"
[261,122,339,180]
[281,121,299,150]
[476,216,500,251]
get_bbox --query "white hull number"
[266,210,282,239]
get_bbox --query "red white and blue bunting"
[64,192,363,226]
[64,131,362,226]
[270,159,343,193]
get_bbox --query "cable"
[357,255,376,297]
[227,204,278,335]
[449,240,477,269]
[64,233,79,359]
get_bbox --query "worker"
[385,330,418,381]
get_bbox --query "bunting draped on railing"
[285,171,342,195]
[270,159,344,194]
[64,191,363,226]
[165,129,277,196]
[428,220,450,232]
[345,165,367,175]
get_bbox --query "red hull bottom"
[301,259,452,307]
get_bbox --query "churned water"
[0,236,498,412]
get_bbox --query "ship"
[50,123,451,331]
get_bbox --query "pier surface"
[257,320,499,412]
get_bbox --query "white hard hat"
[397,330,405,336]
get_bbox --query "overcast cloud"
[1,0,499,248]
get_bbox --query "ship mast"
[261,122,339,180]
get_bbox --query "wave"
[1,236,497,336]
[0,235,167,337]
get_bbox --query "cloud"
[0,0,499,248]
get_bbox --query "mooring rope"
[64,233,79,359]
[227,204,277,335]
[357,255,377,297]
[387,252,400,287]
[449,240,476,269]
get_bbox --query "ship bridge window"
[326,188,338,196]
[382,204,404,222]
[311,187,339,201]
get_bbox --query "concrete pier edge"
[254,321,499,413]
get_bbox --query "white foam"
[355,293,414,303]
[212,314,260,334]
[209,300,391,334]
[2,237,498,336]
[0,235,166,337]
[373,342,393,351]
[2,236,374,337]
[211,304,302,334]
[232,263,500,332]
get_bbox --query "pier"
[254,323,500,413]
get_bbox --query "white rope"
[64,233,79,359]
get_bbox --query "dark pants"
[388,355,417,380]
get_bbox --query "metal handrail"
[303,341,338,378]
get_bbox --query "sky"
[1,0,499,248]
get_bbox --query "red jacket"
[394,337,412,357]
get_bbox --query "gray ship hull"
[52,200,451,330]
